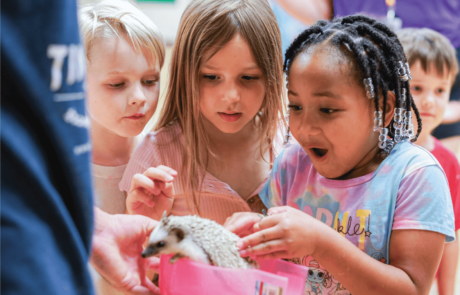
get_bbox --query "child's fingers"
[224,213,261,236]
[155,179,174,199]
[238,239,286,257]
[156,165,177,177]
[130,174,160,195]
[128,189,155,208]
[251,250,289,261]
[143,167,175,183]
[267,206,290,216]
[236,226,281,250]
[153,179,166,192]
[256,213,284,231]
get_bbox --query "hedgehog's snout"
[142,245,159,258]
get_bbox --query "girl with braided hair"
[225,15,455,295]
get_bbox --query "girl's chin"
[315,166,340,179]
[216,125,245,134]
[314,163,350,180]
[212,118,253,134]
[206,120,243,134]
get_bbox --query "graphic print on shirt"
[371,252,387,264]
[304,260,333,295]
[48,44,85,92]
[331,283,351,295]
[287,192,378,295]
[48,43,91,155]
[288,191,374,251]
[300,253,387,294]
[261,142,455,295]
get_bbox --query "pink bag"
[159,254,309,295]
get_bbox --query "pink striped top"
[119,122,280,224]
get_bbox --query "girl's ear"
[380,91,396,128]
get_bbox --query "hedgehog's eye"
[156,241,165,248]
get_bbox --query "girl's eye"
[109,82,124,88]
[143,79,158,86]
[203,75,218,81]
[288,104,302,111]
[242,75,258,81]
[320,108,336,114]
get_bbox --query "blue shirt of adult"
[1,0,94,294]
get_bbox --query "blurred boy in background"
[399,28,460,295]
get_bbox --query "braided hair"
[284,15,422,154]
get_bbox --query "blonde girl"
[120,0,285,224]
[80,0,165,215]
[79,1,164,294]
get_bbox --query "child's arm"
[237,206,445,295]
[126,165,177,220]
[437,233,459,295]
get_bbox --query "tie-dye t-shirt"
[259,141,455,295]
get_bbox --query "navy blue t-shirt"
[1,1,94,294]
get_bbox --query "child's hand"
[236,206,326,260]
[223,212,262,238]
[126,166,177,220]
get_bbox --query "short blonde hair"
[156,0,286,214]
[398,28,458,84]
[79,0,165,68]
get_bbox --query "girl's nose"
[129,83,147,106]
[296,113,321,136]
[222,81,240,104]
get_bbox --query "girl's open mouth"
[311,148,328,158]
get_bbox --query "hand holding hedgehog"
[142,212,259,269]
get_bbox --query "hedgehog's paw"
[169,253,184,264]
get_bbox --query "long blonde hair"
[156,0,286,214]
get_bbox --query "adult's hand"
[91,208,160,295]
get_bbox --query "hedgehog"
[141,212,259,269]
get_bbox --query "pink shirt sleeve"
[119,134,162,193]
